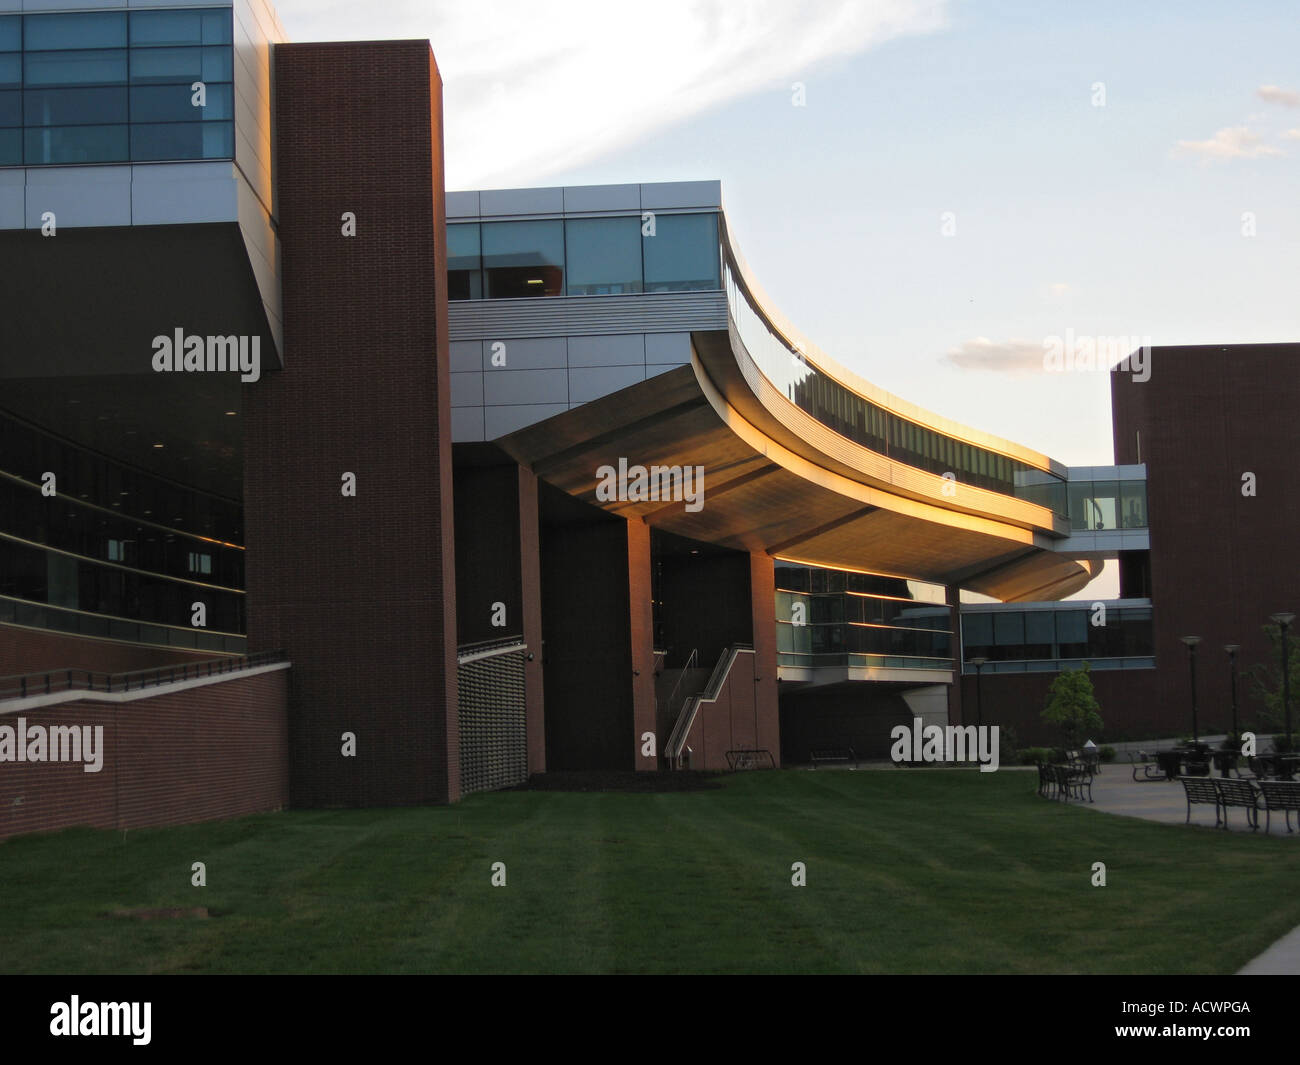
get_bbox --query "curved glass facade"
[723,259,1070,516]
[0,412,245,649]
[0,8,234,167]
[775,561,953,671]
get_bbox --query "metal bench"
[1182,777,1222,826]
[811,747,857,769]
[1037,762,1055,798]
[1257,780,1300,834]
[1051,762,1094,803]
[1129,749,1167,782]
[726,749,775,771]
[1213,778,1261,831]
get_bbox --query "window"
[2,8,234,168]
[25,124,128,164]
[643,212,720,292]
[25,13,127,51]
[0,17,19,53]
[187,551,212,576]
[447,223,482,300]
[481,220,564,298]
[565,216,642,295]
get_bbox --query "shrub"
[1042,663,1104,750]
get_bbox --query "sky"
[274,0,1300,597]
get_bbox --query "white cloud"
[1282,128,1300,141]
[269,0,950,188]
[1171,126,1284,163]
[942,337,1045,375]
[1257,84,1300,107]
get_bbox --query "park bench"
[1257,780,1300,834]
[1213,778,1261,831]
[1037,763,1054,798]
[1181,777,1223,826]
[1050,762,1094,803]
[1129,749,1167,782]
[725,749,775,771]
[811,747,857,769]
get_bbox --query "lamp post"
[1224,644,1240,741]
[1270,612,1295,749]
[1181,636,1202,746]
[970,657,987,729]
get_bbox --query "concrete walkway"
[1077,765,1298,834]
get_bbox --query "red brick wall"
[246,42,458,806]
[1110,345,1300,736]
[959,668,1168,747]
[0,667,288,841]
[951,345,1300,748]
[684,649,761,770]
[0,624,224,678]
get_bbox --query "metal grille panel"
[458,646,527,797]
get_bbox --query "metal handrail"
[666,643,754,769]
[457,636,527,664]
[662,647,699,730]
[0,649,288,702]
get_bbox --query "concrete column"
[750,553,782,766]
[946,583,964,726]
[518,467,546,775]
[629,520,657,770]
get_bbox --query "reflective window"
[131,9,232,48]
[962,605,1153,669]
[25,124,128,164]
[566,216,642,295]
[643,212,719,292]
[25,49,128,86]
[449,211,721,301]
[25,86,127,125]
[448,223,482,300]
[482,220,564,298]
[131,82,232,123]
[1120,478,1147,529]
[131,120,231,161]
[25,12,127,51]
[2,9,234,168]
[774,561,954,669]
[0,53,19,90]
[130,45,231,83]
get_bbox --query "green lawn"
[1,769,1297,974]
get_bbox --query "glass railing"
[0,594,246,653]
[723,257,1069,516]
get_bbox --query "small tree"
[1246,623,1300,749]
[1042,662,1103,750]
